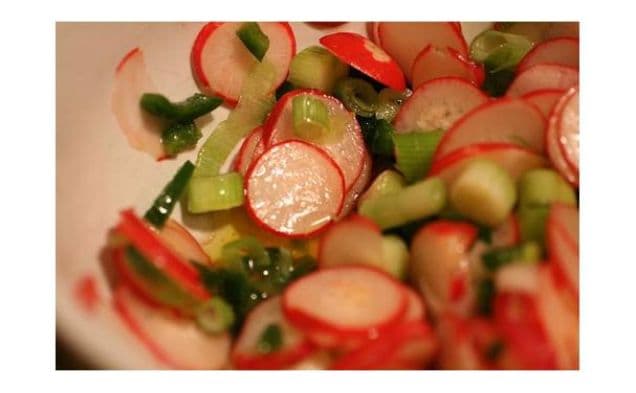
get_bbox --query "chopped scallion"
[144,161,195,228]
[236,22,270,61]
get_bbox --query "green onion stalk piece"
[161,121,202,157]
[236,22,270,61]
[144,161,195,228]
[470,30,534,72]
[195,297,236,334]
[140,93,223,123]
[292,95,331,141]
[288,46,349,94]
[187,172,245,213]
[481,241,542,272]
[257,323,283,354]
[333,77,378,118]
[375,88,410,122]
[393,130,444,183]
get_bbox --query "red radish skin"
[491,214,521,247]
[111,47,165,160]
[404,288,427,322]
[232,297,315,370]
[282,266,408,345]
[306,22,347,28]
[522,89,565,118]
[546,90,579,186]
[115,210,210,300]
[411,45,484,89]
[245,140,346,239]
[436,314,494,370]
[517,37,579,72]
[191,22,295,105]
[367,22,381,44]
[547,203,579,296]
[263,89,366,191]
[410,221,478,316]
[113,285,231,369]
[429,143,547,185]
[159,219,211,265]
[320,32,406,90]
[493,292,558,369]
[506,64,579,97]
[233,127,264,176]
[433,98,547,160]
[74,275,101,313]
[377,22,468,81]
[318,214,383,269]
[331,321,438,370]
[556,88,579,173]
[338,150,371,218]
[394,77,488,133]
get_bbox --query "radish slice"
[493,291,557,369]
[232,296,315,369]
[282,266,408,343]
[507,64,579,97]
[111,48,165,160]
[517,37,579,72]
[546,90,579,186]
[394,77,488,133]
[377,22,468,81]
[338,150,371,218]
[113,285,231,369]
[318,215,383,269]
[410,221,478,316]
[264,89,366,191]
[491,214,521,247]
[233,127,265,176]
[411,45,484,89]
[191,22,295,105]
[522,89,565,118]
[330,321,437,370]
[319,32,406,90]
[367,22,381,44]
[436,314,493,370]
[245,140,345,239]
[404,288,427,321]
[556,88,579,173]
[158,219,211,265]
[547,203,579,295]
[429,143,548,185]
[536,265,579,369]
[495,264,540,294]
[433,98,546,160]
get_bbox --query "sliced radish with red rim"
[429,143,548,185]
[263,89,366,191]
[319,32,406,90]
[556,88,579,173]
[367,22,380,44]
[233,126,265,176]
[546,90,579,186]
[491,214,521,247]
[245,140,345,239]
[522,89,565,118]
[338,150,372,218]
[377,22,468,81]
[232,296,315,369]
[158,219,211,265]
[517,37,579,72]
[506,64,579,97]
[433,98,547,160]
[113,285,230,369]
[393,77,488,134]
[282,266,408,344]
[546,203,579,296]
[111,48,165,160]
[404,288,427,321]
[318,214,383,269]
[411,45,484,89]
[191,22,295,105]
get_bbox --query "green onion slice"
[375,88,409,122]
[393,130,444,183]
[292,95,331,141]
[236,22,270,61]
[161,121,202,157]
[257,323,283,354]
[144,161,195,228]
[470,30,534,72]
[333,77,378,117]
[187,172,245,213]
[195,297,236,334]
[140,93,223,123]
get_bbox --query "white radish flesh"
[111,48,165,159]
[434,98,546,159]
[547,203,579,294]
[338,151,372,218]
[522,89,565,118]
[546,91,579,186]
[377,22,468,80]
[557,89,579,172]
[245,141,345,238]
[411,45,483,89]
[234,127,264,176]
[394,77,488,133]
[113,286,230,370]
[158,219,211,265]
[507,64,579,97]
[517,37,579,72]
[318,215,383,269]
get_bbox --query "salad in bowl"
[58,21,579,370]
